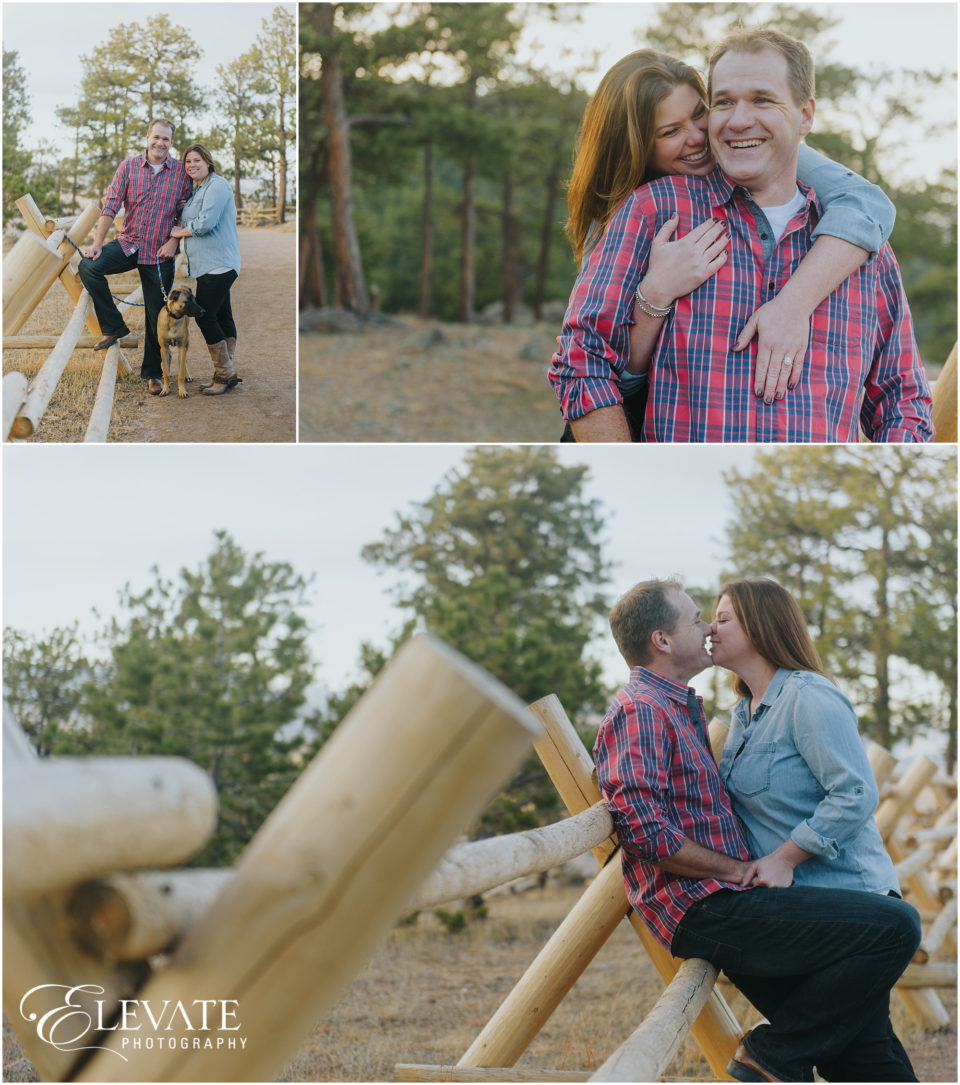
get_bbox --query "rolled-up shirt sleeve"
[787,681,880,858]
[549,192,654,421]
[598,702,687,863]
[861,247,934,443]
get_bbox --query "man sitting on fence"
[594,579,920,1083]
[79,118,192,396]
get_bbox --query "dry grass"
[276,884,957,1082]
[298,318,563,443]
[3,268,149,442]
[2,883,955,1082]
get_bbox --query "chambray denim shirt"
[180,173,242,278]
[719,668,899,895]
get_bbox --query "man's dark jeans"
[672,887,921,1082]
[78,240,174,379]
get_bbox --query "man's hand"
[657,837,759,885]
[170,226,190,239]
[733,296,811,404]
[83,244,103,260]
[157,238,179,259]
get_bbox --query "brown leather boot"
[200,340,241,395]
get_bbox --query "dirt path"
[141,225,296,443]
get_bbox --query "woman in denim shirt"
[170,143,243,395]
[560,50,895,440]
[710,577,914,1081]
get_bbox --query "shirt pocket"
[729,741,777,797]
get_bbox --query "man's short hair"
[610,579,683,667]
[147,117,176,140]
[708,27,815,107]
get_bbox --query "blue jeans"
[78,240,174,379]
[672,887,920,1082]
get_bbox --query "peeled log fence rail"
[2,191,190,441]
[3,647,956,1083]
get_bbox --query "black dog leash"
[66,233,174,307]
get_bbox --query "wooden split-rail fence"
[3,638,956,1082]
[2,193,188,442]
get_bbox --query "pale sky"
[2,1,296,158]
[2,443,757,694]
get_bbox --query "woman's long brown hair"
[565,50,706,268]
[717,578,829,699]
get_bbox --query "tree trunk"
[534,153,561,321]
[315,4,368,313]
[458,154,476,323]
[277,93,287,225]
[873,529,892,748]
[233,147,242,210]
[298,194,327,310]
[501,171,518,324]
[418,140,434,319]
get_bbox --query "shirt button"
[760,232,768,240]
[768,281,776,290]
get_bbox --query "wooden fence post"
[2,707,200,1082]
[932,342,957,442]
[74,635,540,1083]
[4,202,101,336]
[589,958,720,1082]
[9,293,95,439]
[457,857,632,1069]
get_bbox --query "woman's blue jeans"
[671,886,921,1082]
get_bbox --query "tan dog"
[157,287,205,398]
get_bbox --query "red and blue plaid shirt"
[101,153,192,264]
[550,169,933,442]
[593,666,751,950]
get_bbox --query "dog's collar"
[164,301,179,317]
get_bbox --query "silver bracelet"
[634,298,671,319]
[635,282,673,314]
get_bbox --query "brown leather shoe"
[93,326,130,351]
[726,1042,786,1082]
[147,378,163,395]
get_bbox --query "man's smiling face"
[146,124,173,165]
[708,47,814,206]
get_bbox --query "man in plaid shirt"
[79,118,193,395]
[595,579,921,1081]
[551,29,933,442]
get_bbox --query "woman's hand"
[170,226,190,239]
[750,852,797,888]
[733,295,811,404]
[750,840,813,888]
[635,215,729,311]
